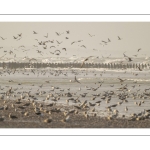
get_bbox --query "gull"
[0,54,6,58]
[56,32,63,36]
[36,50,43,56]
[81,45,86,48]
[50,52,54,54]
[125,106,128,112]
[88,33,95,37]
[18,45,25,48]
[118,36,122,40]
[13,36,18,39]
[33,31,37,34]
[62,48,66,51]
[137,66,142,71]
[61,115,70,123]
[44,118,52,123]
[66,30,70,34]
[44,33,48,38]
[137,48,141,52]
[74,76,81,84]
[118,78,126,83]
[0,36,7,40]
[50,46,55,48]
[71,41,76,45]
[56,40,62,44]
[49,40,54,43]
[126,57,133,62]
[102,40,107,44]
[55,50,61,53]
[9,113,17,119]
[133,54,138,57]
[123,52,128,57]
[78,40,83,42]
[18,33,22,37]
[33,45,38,47]
[108,38,111,42]
[81,56,94,68]
[43,45,47,49]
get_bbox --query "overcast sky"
[0,22,150,58]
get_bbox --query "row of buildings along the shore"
[0,62,149,69]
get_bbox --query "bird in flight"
[137,65,142,71]
[18,33,22,37]
[126,57,133,62]
[88,33,95,37]
[123,52,128,57]
[74,76,81,84]
[81,56,94,68]
[13,36,18,39]
[118,36,122,40]
[56,32,64,36]
[71,41,76,45]
[0,36,7,40]
[137,48,141,52]
[66,30,70,34]
[81,45,86,48]
[118,78,126,83]
[108,38,111,42]
[33,31,38,34]
[56,40,62,44]
[62,48,66,51]
[50,46,55,49]
[44,33,48,38]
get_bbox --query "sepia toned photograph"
[0,22,150,128]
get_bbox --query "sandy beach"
[0,99,150,128]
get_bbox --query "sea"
[0,56,150,118]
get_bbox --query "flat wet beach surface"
[0,68,150,128]
[0,95,150,128]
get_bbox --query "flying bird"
[66,30,70,34]
[118,36,122,40]
[0,36,7,40]
[127,57,133,62]
[71,41,76,45]
[62,48,66,51]
[137,48,141,52]
[18,33,22,37]
[88,33,95,37]
[137,65,142,71]
[13,36,18,39]
[56,40,62,44]
[81,45,86,48]
[44,33,48,38]
[118,78,126,82]
[74,76,81,84]
[50,46,55,48]
[33,31,37,34]
[81,56,94,68]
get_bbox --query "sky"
[0,22,150,59]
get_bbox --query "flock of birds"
[0,65,150,124]
[0,30,144,69]
[0,30,149,126]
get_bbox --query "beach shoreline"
[0,99,150,128]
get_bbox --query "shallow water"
[0,67,150,118]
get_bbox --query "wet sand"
[0,99,150,128]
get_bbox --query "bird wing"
[75,76,81,84]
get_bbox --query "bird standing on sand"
[61,115,70,123]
